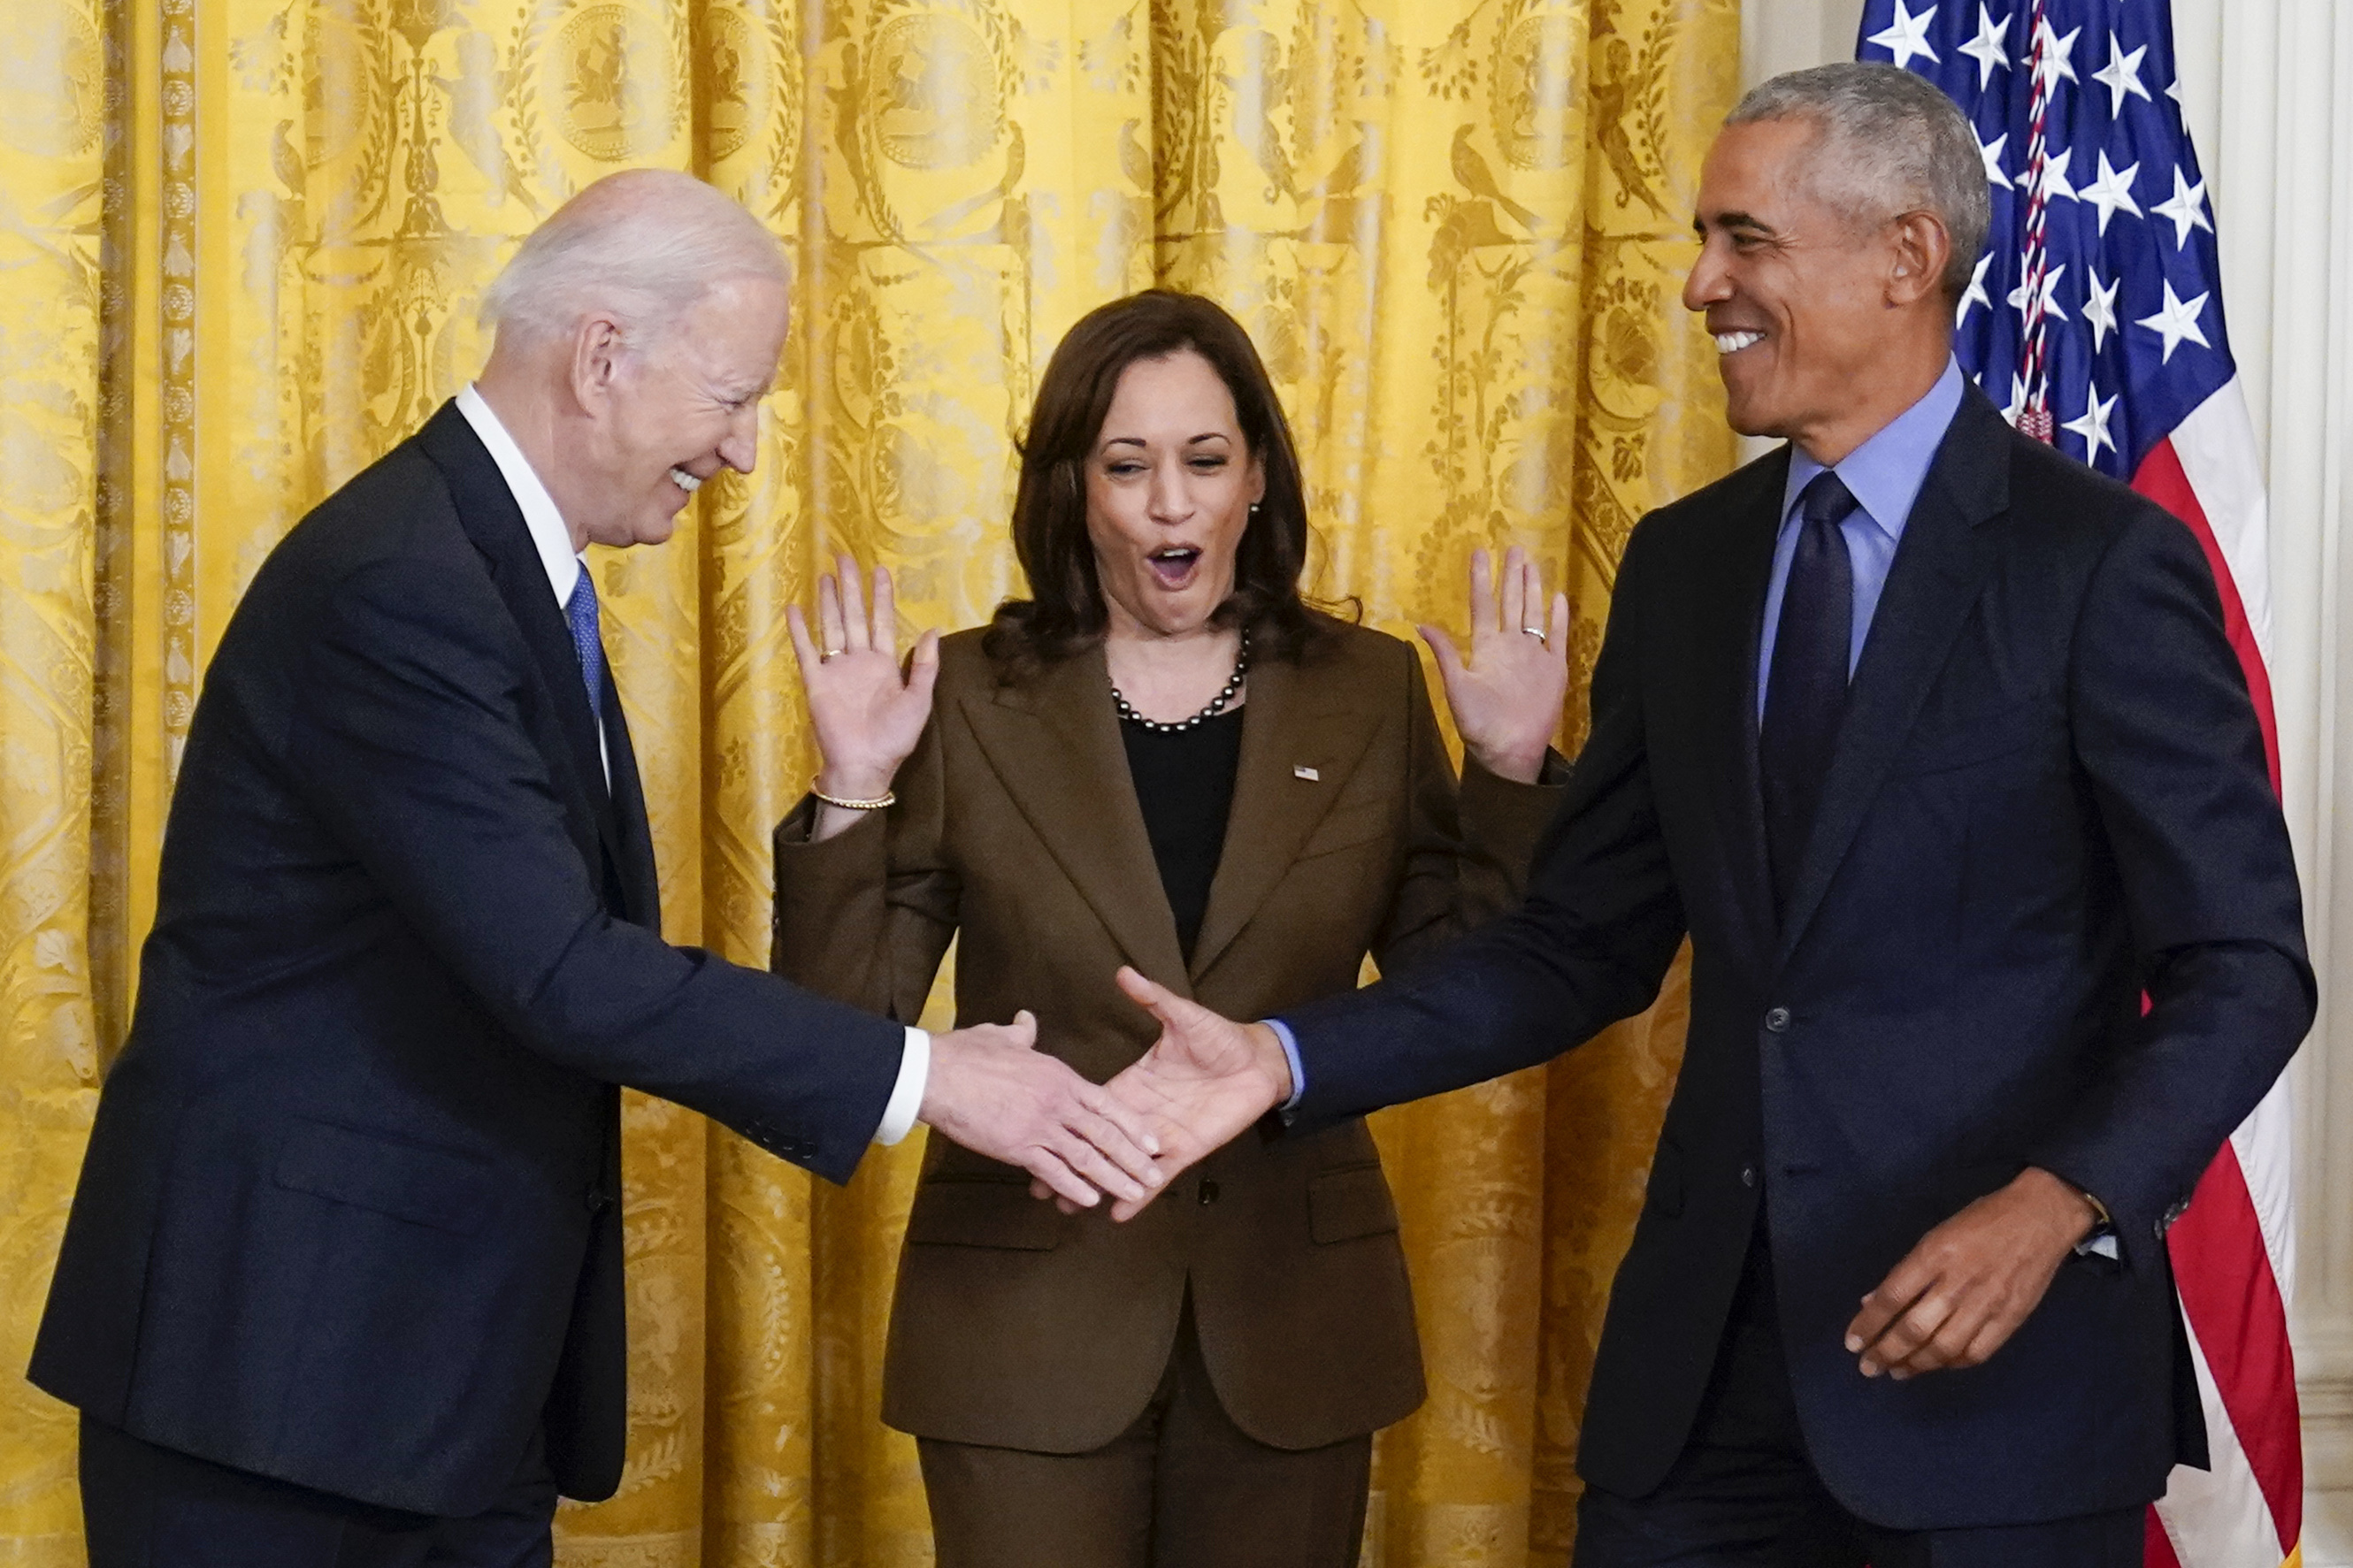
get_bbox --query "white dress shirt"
[452,385,929,1145]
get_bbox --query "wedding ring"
[1521,627,1547,644]
[820,647,843,662]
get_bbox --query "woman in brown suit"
[772,290,1569,1566]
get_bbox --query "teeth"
[670,466,702,493]
[1714,331,1765,355]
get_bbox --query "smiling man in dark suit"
[1094,63,2312,1567]
[28,169,1161,1568]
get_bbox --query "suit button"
[1763,1007,1790,1033]
[586,1186,612,1212]
[1198,1180,1220,1206]
[1740,1165,1758,1189]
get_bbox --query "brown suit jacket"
[772,619,1560,1453]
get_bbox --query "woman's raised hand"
[1417,546,1571,784]
[786,554,941,807]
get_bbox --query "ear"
[567,311,628,416]
[1245,449,1268,507]
[1886,210,1951,309]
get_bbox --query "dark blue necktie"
[564,563,606,721]
[1760,470,1858,920]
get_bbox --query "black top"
[1119,706,1245,960]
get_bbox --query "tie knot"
[1797,470,1859,530]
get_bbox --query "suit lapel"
[1187,654,1383,982]
[962,646,1192,991]
[1774,387,2011,960]
[413,403,637,918]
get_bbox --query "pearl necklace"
[1111,631,1251,733]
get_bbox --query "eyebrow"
[1100,432,1235,450]
[1695,209,1776,238]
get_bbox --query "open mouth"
[1146,546,1201,588]
[669,466,704,494]
[1713,330,1766,356]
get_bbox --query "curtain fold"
[0,1,1736,1563]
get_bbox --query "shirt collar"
[455,383,581,608]
[1782,356,1966,543]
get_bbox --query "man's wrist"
[2021,1166,2104,1245]
[1256,1019,1302,1113]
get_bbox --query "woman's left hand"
[1419,546,1570,784]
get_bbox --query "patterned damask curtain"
[0,1,1736,1563]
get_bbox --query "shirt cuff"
[874,1027,929,1146]
[1265,1018,1306,1116]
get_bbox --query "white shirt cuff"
[874,1027,929,1146]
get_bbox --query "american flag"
[1858,4,2299,1566]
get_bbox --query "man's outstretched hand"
[1034,968,1296,1220]
[922,1011,1166,1210]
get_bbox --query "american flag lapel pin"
[1293,765,1320,782]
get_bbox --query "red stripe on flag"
[2131,432,2302,1560]
[2146,1505,2184,1568]
[2168,1143,2303,1550]
[2131,438,2282,792]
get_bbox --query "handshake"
[921,967,1290,1218]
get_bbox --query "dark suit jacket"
[28,403,906,1518]
[1283,386,2313,1529]
[772,623,1560,1452]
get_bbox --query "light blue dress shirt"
[1267,360,1968,1117]
[1756,357,1966,721]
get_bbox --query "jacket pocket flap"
[903,1180,1066,1251]
[1309,1164,1400,1243]
[273,1120,492,1235]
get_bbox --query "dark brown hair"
[985,289,1340,670]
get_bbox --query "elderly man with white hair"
[28,169,1162,1568]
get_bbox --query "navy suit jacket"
[1284,386,2313,1529]
[28,403,904,1517]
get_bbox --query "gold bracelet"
[812,778,895,812]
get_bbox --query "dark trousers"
[79,1414,558,1568]
[917,1296,1373,1568]
[1575,1233,2144,1568]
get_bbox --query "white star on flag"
[2031,19,2081,93]
[2063,385,2119,463]
[2032,146,2077,204]
[2083,267,2120,351]
[1958,4,2012,89]
[1978,129,2014,191]
[1869,0,1942,68]
[2135,279,2211,362]
[2152,165,2213,247]
[1958,252,1994,325]
[2092,31,2150,119]
[2079,151,2142,235]
[2008,262,2070,327]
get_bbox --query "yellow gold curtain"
[0,1,1736,1563]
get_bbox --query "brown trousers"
[917,1299,1373,1568]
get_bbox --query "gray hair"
[479,169,788,354]
[1728,62,1990,301]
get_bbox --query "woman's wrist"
[1463,737,1548,785]
[816,761,900,802]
